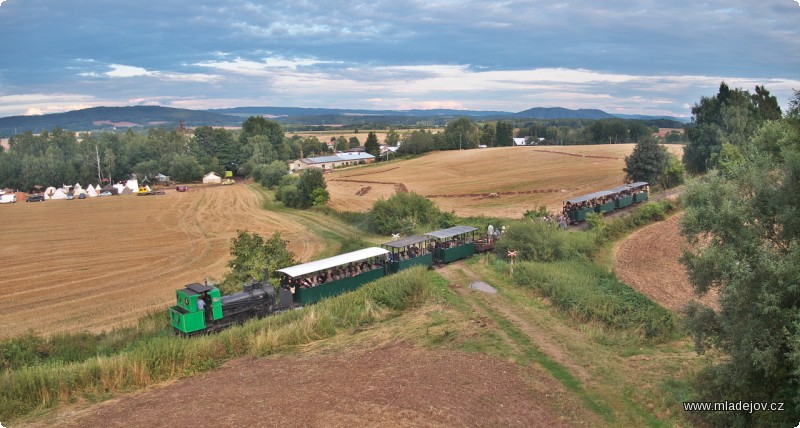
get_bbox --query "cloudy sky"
[0,0,798,118]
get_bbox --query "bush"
[367,192,449,235]
[275,168,327,209]
[494,220,597,262]
[251,160,288,189]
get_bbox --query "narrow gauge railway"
[563,182,649,224]
[170,226,493,336]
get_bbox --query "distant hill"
[0,106,242,136]
[512,107,615,119]
[0,105,688,137]
[207,106,510,118]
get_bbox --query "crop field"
[326,144,684,217]
[0,185,325,338]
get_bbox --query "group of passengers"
[290,260,384,289]
[390,245,426,261]
[438,236,472,249]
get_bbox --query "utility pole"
[95,145,103,183]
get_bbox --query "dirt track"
[0,185,325,338]
[613,213,718,311]
[31,343,569,428]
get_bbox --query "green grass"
[509,259,676,340]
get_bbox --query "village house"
[289,152,375,172]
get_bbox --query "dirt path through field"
[613,213,718,311]
[0,185,326,338]
[28,343,571,428]
[435,262,606,425]
[438,263,594,384]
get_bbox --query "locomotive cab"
[170,283,222,335]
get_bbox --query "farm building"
[203,172,222,184]
[289,152,375,172]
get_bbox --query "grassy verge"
[510,259,677,340]
[0,267,433,422]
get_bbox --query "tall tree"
[480,123,496,147]
[683,82,765,173]
[443,117,480,149]
[623,139,668,184]
[384,127,400,146]
[681,93,800,426]
[495,121,514,146]
[364,132,380,157]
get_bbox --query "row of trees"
[0,117,340,191]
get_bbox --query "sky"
[0,0,798,119]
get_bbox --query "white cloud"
[106,64,153,78]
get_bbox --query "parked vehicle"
[26,194,45,202]
[0,193,16,204]
[99,191,112,197]
[78,193,87,199]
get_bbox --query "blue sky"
[0,0,798,118]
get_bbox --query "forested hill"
[0,105,687,137]
[0,106,242,136]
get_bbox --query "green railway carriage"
[382,235,435,272]
[425,226,478,263]
[609,185,635,209]
[565,191,613,222]
[277,247,390,306]
[629,182,649,203]
[563,182,649,224]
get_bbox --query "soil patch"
[34,343,567,428]
[614,213,718,311]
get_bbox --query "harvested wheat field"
[614,213,718,312]
[327,144,684,217]
[0,185,324,338]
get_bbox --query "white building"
[289,153,375,172]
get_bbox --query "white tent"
[86,186,98,197]
[125,179,139,192]
[145,185,151,192]
[203,172,222,184]
[50,188,68,200]
[73,183,85,195]
[44,186,57,199]
[113,183,126,194]
[95,184,102,191]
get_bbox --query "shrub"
[494,220,597,262]
[367,192,448,235]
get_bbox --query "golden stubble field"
[0,185,325,338]
[326,144,684,217]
